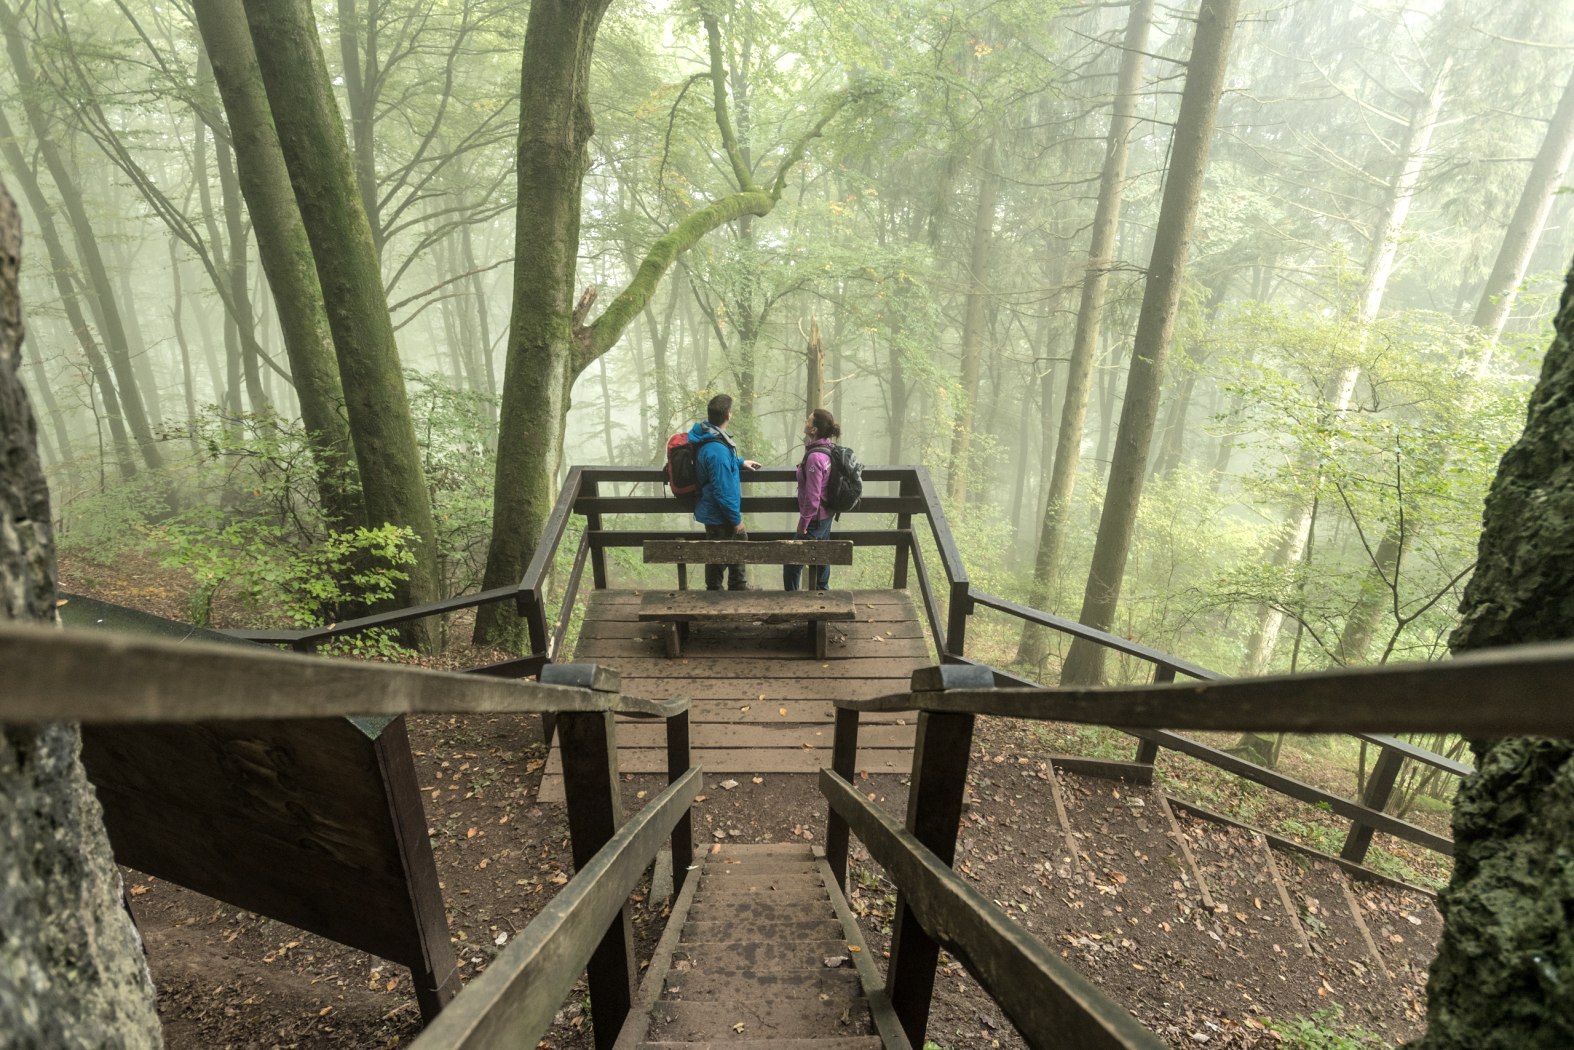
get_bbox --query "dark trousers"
[784,517,834,591]
[704,523,748,590]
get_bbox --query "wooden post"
[894,475,917,588]
[825,705,862,893]
[543,664,634,1050]
[582,476,608,589]
[946,580,971,659]
[1340,744,1403,864]
[666,709,693,895]
[1133,665,1175,765]
[888,664,994,1047]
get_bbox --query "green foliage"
[159,513,415,658]
[407,370,501,594]
[1266,1005,1387,1049]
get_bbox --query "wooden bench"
[640,539,857,658]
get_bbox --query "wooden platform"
[538,589,931,801]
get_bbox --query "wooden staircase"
[616,844,908,1050]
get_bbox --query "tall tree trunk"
[0,177,164,1050]
[0,1,163,473]
[1242,58,1451,676]
[946,142,999,504]
[213,125,268,413]
[1470,64,1574,352]
[195,0,363,530]
[474,0,613,647]
[336,0,381,248]
[170,241,199,428]
[245,0,439,644]
[1060,0,1239,686]
[0,107,136,477]
[806,317,824,411]
[1020,0,1152,651]
[1419,255,1574,1050]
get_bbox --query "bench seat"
[638,589,856,658]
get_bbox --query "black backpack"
[807,444,863,516]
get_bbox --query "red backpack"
[665,432,701,495]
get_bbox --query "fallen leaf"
[779,707,788,717]
[466,827,478,839]
[732,1023,746,1033]
[720,779,740,790]
[386,978,399,991]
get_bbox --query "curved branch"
[580,189,773,363]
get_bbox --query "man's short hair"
[707,393,733,426]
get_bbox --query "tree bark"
[0,177,164,1050]
[1060,0,1239,686]
[245,0,439,643]
[806,317,824,412]
[1418,255,1574,1050]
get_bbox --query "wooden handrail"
[409,768,702,1049]
[821,769,1165,1050]
[832,641,1574,736]
[0,625,687,723]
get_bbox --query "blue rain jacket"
[688,421,743,526]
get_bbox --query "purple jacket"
[796,438,835,532]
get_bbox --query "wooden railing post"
[825,705,862,892]
[1340,744,1404,864]
[666,708,693,895]
[888,663,995,1047]
[582,476,609,589]
[1133,665,1175,765]
[894,474,918,589]
[946,580,971,658]
[542,663,634,1050]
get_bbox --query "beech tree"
[473,4,867,645]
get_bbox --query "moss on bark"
[1421,258,1574,1047]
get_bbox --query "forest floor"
[60,553,1446,1050]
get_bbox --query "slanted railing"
[0,624,695,1050]
[822,646,1574,1050]
[228,462,1481,865]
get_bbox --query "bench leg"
[661,622,683,659]
[814,620,829,660]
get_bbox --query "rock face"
[0,180,163,1048]
[1422,261,1574,1049]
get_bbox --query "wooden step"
[638,591,858,623]
[638,1039,883,1050]
[672,940,855,971]
[684,900,839,924]
[644,999,876,1041]
[681,919,845,942]
[694,874,828,897]
[662,968,864,1001]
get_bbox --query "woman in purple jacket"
[785,408,841,591]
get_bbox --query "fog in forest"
[4,0,1571,682]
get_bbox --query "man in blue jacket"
[688,393,761,590]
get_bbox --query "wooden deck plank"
[616,700,912,724]
[637,591,857,623]
[599,723,915,749]
[597,657,918,679]
[617,679,911,701]
[542,589,926,804]
[578,620,927,641]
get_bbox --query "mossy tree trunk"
[473,7,860,645]
[193,0,364,531]
[244,0,440,646]
[1418,256,1574,1049]
[0,178,164,1049]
